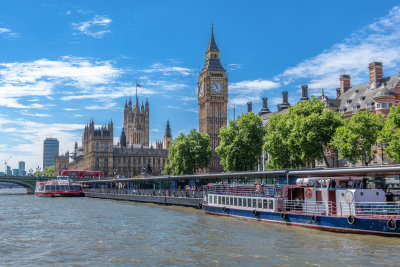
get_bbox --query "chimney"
[258,97,271,116]
[247,102,252,113]
[340,74,351,93]
[369,62,383,85]
[283,91,289,104]
[300,85,309,101]
[277,91,290,111]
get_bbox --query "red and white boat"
[35,176,85,197]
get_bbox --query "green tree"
[380,105,400,161]
[330,110,384,166]
[162,129,212,175]
[34,166,55,177]
[264,97,343,169]
[216,112,265,172]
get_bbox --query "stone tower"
[123,96,149,147]
[83,119,114,176]
[164,120,172,150]
[198,26,228,172]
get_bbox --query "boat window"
[263,199,268,209]
[222,196,225,205]
[56,185,60,191]
[230,197,233,206]
[258,199,262,209]
[234,197,238,206]
[269,200,274,210]
[218,196,221,205]
[247,198,252,207]
[51,185,56,191]
[45,185,51,191]
[243,198,247,207]
[209,195,213,204]
[253,199,257,208]
[214,196,217,204]
[238,198,242,206]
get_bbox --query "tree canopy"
[330,110,384,166]
[264,97,343,169]
[34,166,55,177]
[162,129,212,175]
[380,105,400,161]
[216,112,265,172]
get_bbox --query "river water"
[1,195,400,266]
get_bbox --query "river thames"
[1,195,400,266]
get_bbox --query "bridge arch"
[0,177,37,194]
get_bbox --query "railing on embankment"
[83,189,204,208]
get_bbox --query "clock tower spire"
[198,26,228,173]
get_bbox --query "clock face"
[199,82,204,97]
[212,81,223,94]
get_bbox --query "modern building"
[12,169,19,176]
[55,97,170,177]
[43,138,59,169]
[18,161,25,176]
[198,26,228,172]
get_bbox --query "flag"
[136,83,141,87]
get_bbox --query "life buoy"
[281,213,287,220]
[305,189,312,199]
[252,209,258,216]
[311,215,318,223]
[222,206,227,213]
[387,219,398,230]
[347,215,356,225]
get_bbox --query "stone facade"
[198,27,228,172]
[55,99,170,177]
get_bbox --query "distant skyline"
[1,0,400,171]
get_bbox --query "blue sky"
[1,0,400,171]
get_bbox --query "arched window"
[96,143,99,152]
[105,143,108,152]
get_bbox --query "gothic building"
[55,98,171,177]
[123,96,149,147]
[198,26,228,172]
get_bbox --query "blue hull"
[203,205,400,237]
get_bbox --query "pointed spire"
[207,24,219,52]
[165,120,172,138]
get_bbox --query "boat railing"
[281,200,331,215]
[207,184,281,197]
[83,188,204,198]
[353,202,400,218]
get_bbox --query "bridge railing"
[84,188,205,199]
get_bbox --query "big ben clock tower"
[198,26,228,172]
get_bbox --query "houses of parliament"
[55,27,228,176]
[54,95,172,177]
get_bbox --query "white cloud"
[63,108,78,111]
[277,5,400,97]
[0,27,18,38]
[0,57,121,108]
[85,102,116,110]
[72,15,112,38]
[140,63,194,76]
[20,112,50,117]
[228,79,280,106]
[227,63,242,71]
